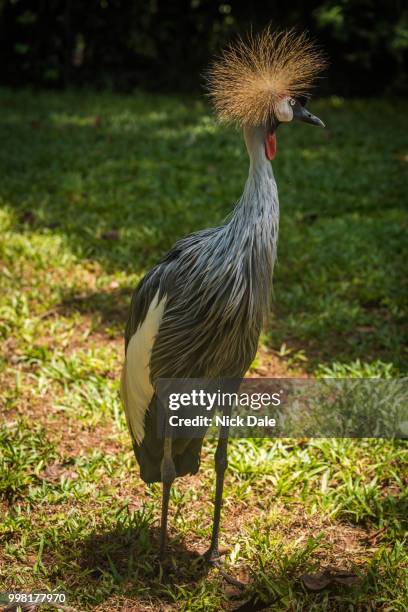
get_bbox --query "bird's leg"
[204,403,244,589]
[206,415,230,562]
[159,437,176,559]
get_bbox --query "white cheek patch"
[120,291,166,444]
[275,97,294,122]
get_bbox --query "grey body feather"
[124,125,279,481]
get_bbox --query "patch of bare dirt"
[249,345,307,379]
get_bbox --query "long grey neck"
[229,124,278,220]
[228,125,279,258]
[222,125,280,321]
[245,125,274,177]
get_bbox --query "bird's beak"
[293,102,325,128]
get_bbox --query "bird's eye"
[289,98,296,106]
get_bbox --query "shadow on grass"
[58,287,132,334]
[75,523,282,610]
[73,522,215,606]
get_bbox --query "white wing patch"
[120,291,166,444]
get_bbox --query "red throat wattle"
[265,132,277,161]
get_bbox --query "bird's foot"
[203,548,246,589]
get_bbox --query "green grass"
[0,89,407,610]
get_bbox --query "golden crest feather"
[207,27,327,126]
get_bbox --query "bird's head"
[207,27,327,161]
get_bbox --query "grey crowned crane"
[121,28,325,581]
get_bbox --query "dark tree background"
[0,0,407,96]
